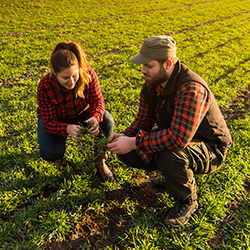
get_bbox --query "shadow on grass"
[0,150,95,219]
[0,151,39,179]
[46,171,167,250]
[209,178,250,248]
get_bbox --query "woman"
[37,41,114,181]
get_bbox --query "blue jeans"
[38,110,114,162]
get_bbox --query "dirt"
[46,171,166,250]
[47,173,250,250]
[221,84,250,121]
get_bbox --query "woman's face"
[56,64,79,90]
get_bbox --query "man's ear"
[166,58,173,68]
[163,58,173,70]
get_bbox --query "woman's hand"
[67,124,82,141]
[85,117,99,136]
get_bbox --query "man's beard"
[145,65,169,87]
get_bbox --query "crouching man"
[108,35,232,227]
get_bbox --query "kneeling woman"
[37,41,114,181]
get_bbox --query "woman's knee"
[38,117,66,162]
[39,146,65,162]
[100,110,114,137]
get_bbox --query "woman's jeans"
[38,110,114,162]
[118,140,227,201]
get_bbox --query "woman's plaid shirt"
[123,82,211,163]
[37,66,105,137]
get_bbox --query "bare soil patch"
[46,171,165,250]
[222,84,250,121]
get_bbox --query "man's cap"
[129,35,176,64]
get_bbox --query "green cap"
[129,35,176,64]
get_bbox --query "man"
[107,35,232,227]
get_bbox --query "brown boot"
[51,159,62,166]
[94,152,113,181]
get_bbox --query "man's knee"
[116,151,139,168]
[117,150,157,171]
[155,149,194,200]
[155,148,190,173]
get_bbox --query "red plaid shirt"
[124,82,211,163]
[37,66,105,136]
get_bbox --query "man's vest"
[142,61,232,149]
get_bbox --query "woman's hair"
[50,41,91,98]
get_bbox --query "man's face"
[141,60,169,87]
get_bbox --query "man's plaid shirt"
[123,82,211,163]
[37,66,105,137]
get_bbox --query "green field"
[0,0,250,249]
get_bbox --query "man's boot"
[164,197,198,227]
[164,180,198,227]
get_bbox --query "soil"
[46,171,166,250]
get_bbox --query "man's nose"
[141,66,148,74]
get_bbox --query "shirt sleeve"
[123,86,154,136]
[136,82,211,163]
[37,77,69,136]
[86,67,105,122]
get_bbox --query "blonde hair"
[50,41,91,98]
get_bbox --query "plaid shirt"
[37,66,105,136]
[124,82,211,163]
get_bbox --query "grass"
[0,0,250,249]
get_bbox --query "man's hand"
[85,117,99,136]
[108,133,125,141]
[107,134,136,154]
[67,124,82,141]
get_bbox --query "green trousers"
[118,140,228,200]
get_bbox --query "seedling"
[77,121,111,158]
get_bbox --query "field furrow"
[0,0,249,249]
